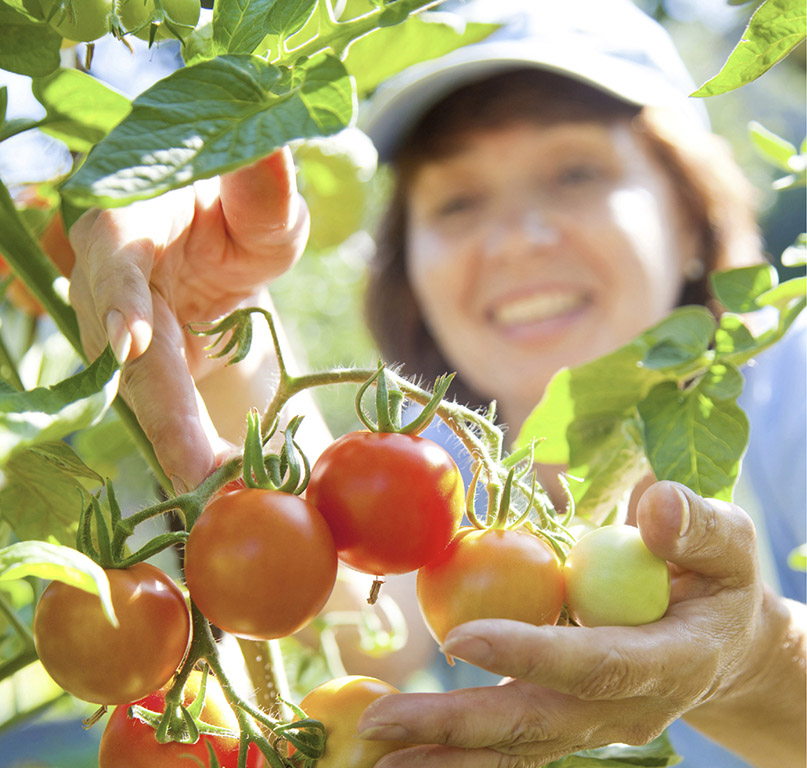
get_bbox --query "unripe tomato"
[99,670,264,767]
[416,526,565,644]
[39,0,112,42]
[563,524,671,626]
[184,489,338,640]
[33,562,191,705]
[307,431,465,575]
[118,0,200,40]
[296,676,407,767]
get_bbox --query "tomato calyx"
[355,362,454,435]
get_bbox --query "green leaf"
[749,121,798,172]
[638,366,749,502]
[709,264,778,313]
[0,540,117,626]
[213,0,277,55]
[344,14,500,97]
[781,233,807,267]
[61,53,355,208]
[692,0,807,97]
[0,441,102,544]
[0,347,120,465]
[788,543,807,572]
[32,68,132,154]
[516,307,715,465]
[714,313,758,357]
[756,275,807,311]
[567,419,649,522]
[0,2,61,77]
[547,731,681,766]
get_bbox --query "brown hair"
[365,69,762,407]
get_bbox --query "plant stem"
[0,590,34,649]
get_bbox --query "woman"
[68,0,805,765]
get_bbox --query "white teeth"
[493,292,585,325]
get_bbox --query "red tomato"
[99,670,263,767]
[563,525,671,626]
[306,432,465,575]
[417,526,565,644]
[184,489,338,640]
[294,676,407,767]
[33,563,191,705]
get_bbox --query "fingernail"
[130,318,153,357]
[357,724,409,741]
[441,633,492,662]
[171,475,189,495]
[674,485,691,537]
[105,310,132,364]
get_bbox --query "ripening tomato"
[39,0,112,41]
[295,676,407,767]
[99,670,263,768]
[33,562,191,705]
[118,0,200,40]
[563,524,671,626]
[306,432,465,575]
[184,488,338,640]
[417,526,564,645]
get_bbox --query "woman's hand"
[68,149,310,493]
[357,481,806,767]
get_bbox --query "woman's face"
[404,119,698,426]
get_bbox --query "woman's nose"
[484,205,560,259]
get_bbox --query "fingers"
[358,681,667,766]
[218,148,310,273]
[636,481,758,585]
[69,194,193,362]
[120,294,218,491]
[437,618,705,702]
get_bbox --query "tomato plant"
[118,0,200,41]
[38,0,112,42]
[306,431,465,575]
[417,526,565,645]
[184,488,338,640]
[99,670,263,768]
[563,525,671,627]
[32,562,191,705]
[295,675,407,767]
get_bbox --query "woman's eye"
[556,163,604,187]
[435,195,481,217]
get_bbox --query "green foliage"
[0,347,119,464]
[546,731,681,766]
[692,0,807,97]
[0,539,116,625]
[62,53,355,207]
[516,268,805,519]
[0,1,61,78]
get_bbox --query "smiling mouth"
[491,291,589,327]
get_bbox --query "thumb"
[636,481,758,584]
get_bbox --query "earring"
[683,257,705,281]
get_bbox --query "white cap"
[362,0,709,162]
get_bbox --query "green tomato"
[40,0,112,42]
[563,525,671,627]
[118,0,199,41]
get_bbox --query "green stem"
[275,0,446,64]
[0,591,34,649]
[0,323,24,391]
